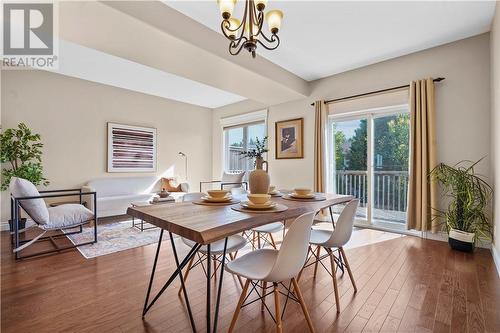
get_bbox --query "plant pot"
[9,218,27,232]
[448,228,475,252]
[249,158,270,194]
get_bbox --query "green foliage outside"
[0,123,49,191]
[334,114,410,171]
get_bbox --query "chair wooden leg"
[291,278,316,333]
[261,281,267,311]
[236,275,244,288]
[228,279,251,333]
[313,246,321,278]
[339,247,357,292]
[328,249,341,313]
[257,232,261,249]
[178,253,196,296]
[273,283,283,333]
[252,231,256,250]
[269,233,277,249]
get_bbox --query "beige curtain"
[407,78,438,232]
[314,100,328,193]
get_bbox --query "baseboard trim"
[353,222,494,250]
[423,230,492,249]
[353,222,422,238]
[492,244,500,278]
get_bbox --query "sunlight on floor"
[313,222,405,250]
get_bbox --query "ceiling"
[54,1,496,109]
[165,1,496,81]
[48,40,246,108]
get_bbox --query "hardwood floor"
[1,225,499,333]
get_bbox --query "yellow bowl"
[207,189,230,199]
[294,188,312,196]
[248,194,271,205]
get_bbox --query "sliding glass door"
[372,113,409,225]
[330,106,409,229]
[331,118,368,220]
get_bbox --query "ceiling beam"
[59,1,310,106]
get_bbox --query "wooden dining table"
[127,193,354,333]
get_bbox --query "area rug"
[65,220,164,259]
[66,219,404,260]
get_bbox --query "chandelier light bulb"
[217,0,236,19]
[265,10,283,34]
[226,18,241,39]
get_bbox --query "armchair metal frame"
[10,188,98,260]
[199,180,248,192]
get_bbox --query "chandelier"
[217,0,283,58]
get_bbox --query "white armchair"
[199,171,247,192]
[9,177,97,260]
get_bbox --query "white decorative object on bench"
[82,176,189,218]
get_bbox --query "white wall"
[213,33,492,192]
[1,70,213,223]
[490,4,500,271]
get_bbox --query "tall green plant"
[429,159,492,242]
[0,123,49,190]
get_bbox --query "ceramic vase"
[249,157,270,194]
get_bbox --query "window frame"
[223,120,267,177]
[328,103,409,229]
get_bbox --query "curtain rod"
[310,77,445,106]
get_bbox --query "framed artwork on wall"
[275,118,304,159]
[107,122,157,172]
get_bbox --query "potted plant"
[1,123,49,230]
[429,159,493,252]
[239,136,269,194]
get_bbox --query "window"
[224,122,266,176]
[329,105,410,229]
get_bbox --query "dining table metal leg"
[142,236,201,319]
[169,232,197,333]
[142,229,163,317]
[213,237,228,333]
[206,243,211,333]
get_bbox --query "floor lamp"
[178,152,188,181]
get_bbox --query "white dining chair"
[301,199,359,313]
[230,187,248,196]
[178,192,247,295]
[225,211,317,333]
[249,222,284,249]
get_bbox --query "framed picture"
[107,122,157,172]
[275,118,304,159]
